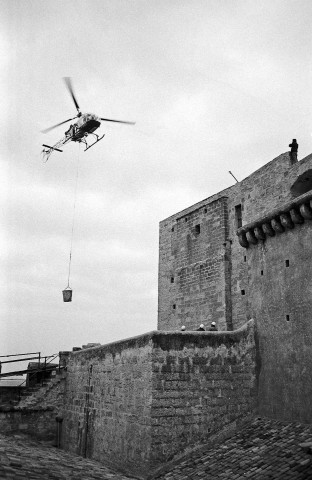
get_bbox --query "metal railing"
[0,352,61,386]
[20,353,61,388]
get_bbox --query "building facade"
[158,151,312,332]
[158,150,312,423]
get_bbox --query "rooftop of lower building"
[0,416,311,479]
[155,416,312,480]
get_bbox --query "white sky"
[1,0,311,365]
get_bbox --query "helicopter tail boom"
[42,144,63,152]
[41,137,69,162]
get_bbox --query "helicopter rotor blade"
[63,77,80,114]
[100,118,135,125]
[41,117,77,133]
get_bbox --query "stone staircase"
[16,368,66,409]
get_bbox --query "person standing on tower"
[289,139,298,164]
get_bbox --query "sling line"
[66,144,81,289]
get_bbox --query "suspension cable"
[66,144,81,289]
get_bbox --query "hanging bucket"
[62,287,73,303]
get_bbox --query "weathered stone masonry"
[158,152,312,332]
[158,196,230,332]
[158,151,312,425]
[247,218,312,423]
[150,320,256,467]
[62,334,153,477]
[236,192,312,423]
[1,149,311,479]
[62,321,256,478]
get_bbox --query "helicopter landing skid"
[80,134,105,152]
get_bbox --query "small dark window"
[244,256,247,262]
[204,208,207,213]
[170,277,174,283]
[171,226,174,232]
[286,315,290,321]
[172,304,176,310]
[285,260,290,267]
[235,204,242,228]
[195,224,201,235]
[261,270,264,276]
[241,289,246,296]
[185,217,188,222]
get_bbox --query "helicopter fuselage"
[68,113,101,141]
[42,77,134,161]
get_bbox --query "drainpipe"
[83,364,93,457]
[56,415,63,448]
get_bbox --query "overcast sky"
[1,0,311,367]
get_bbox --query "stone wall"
[158,197,230,331]
[62,321,256,478]
[0,387,23,407]
[244,211,312,423]
[158,152,312,331]
[62,334,154,478]
[227,152,300,327]
[150,320,257,470]
[158,150,312,427]
[0,407,57,442]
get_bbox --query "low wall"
[150,319,256,469]
[0,370,66,445]
[0,407,57,442]
[62,320,256,478]
[62,334,154,478]
[0,387,23,407]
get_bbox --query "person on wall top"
[196,324,205,331]
[208,322,218,331]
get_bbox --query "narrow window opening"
[235,204,242,229]
[195,224,201,235]
[172,304,176,310]
[285,259,290,267]
[261,270,264,276]
[244,256,247,262]
[286,315,290,321]
[185,217,188,222]
[170,277,174,283]
[204,208,207,213]
[241,289,246,295]
[171,226,174,232]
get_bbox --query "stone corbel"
[236,191,312,248]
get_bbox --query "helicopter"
[41,77,135,161]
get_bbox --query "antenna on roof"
[229,171,239,183]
